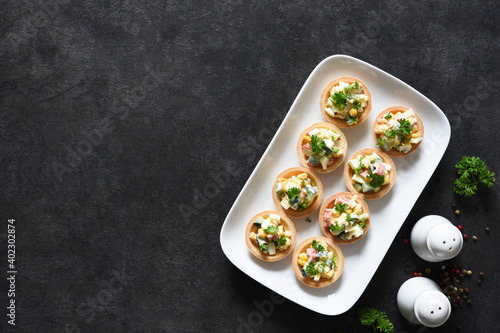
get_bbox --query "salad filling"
[302,127,343,170]
[348,152,391,193]
[375,108,422,153]
[249,214,292,255]
[276,173,319,211]
[323,195,369,240]
[297,239,337,282]
[325,81,369,126]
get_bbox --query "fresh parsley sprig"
[334,203,347,214]
[287,187,301,201]
[310,135,326,154]
[367,169,385,188]
[331,91,348,109]
[453,156,495,197]
[357,306,394,333]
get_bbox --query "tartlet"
[292,236,344,288]
[372,106,424,156]
[296,123,347,174]
[344,148,396,200]
[319,192,371,244]
[272,167,323,218]
[245,210,296,262]
[320,76,372,128]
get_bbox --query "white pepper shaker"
[410,215,463,262]
[397,277,451,327]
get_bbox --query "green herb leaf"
[334,203,347,214]
[331,91,348,109]
[398,118,412,135]
[368,169,385,188]
[260,243,268,252]
[359,222,366,229]
[305,217,311,223]
[265,225,278,234]
[310,135,326,154]
[305,263,319,276]
[345,81,359,93]
[278,235,287,246]
[453,156,496,197]
[384,113,392,120]
[312,239,325,252]
[287,187,301,201]
[377,137,385,147]
[357,306,394,333]
[330,223,343,232]
[353,99,362,110]
[346,213,352,224]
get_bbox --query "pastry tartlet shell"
[296,122,347,174]
[344,148,396,200]
[372,106,424,156]
[320,76,372,128]
[319,192,371,244]
[245,210,296,262]
[272,167,323,218]
[292,236,344,288]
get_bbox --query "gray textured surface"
[0,1,499,332]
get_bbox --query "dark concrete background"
[0,1,499,332]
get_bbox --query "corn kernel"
[299,253,308,260]
[354,204,362,215]
[298,259,307,266]
[304,135,311,143]
[346,209,352,214]
[383,176,391,185]
[297,172,308,180]
[349,108,357,117]
[250,232,257,241]
[412,133,420,138]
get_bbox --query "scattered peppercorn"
[406,260,411,266]
[403,238,409,244]
[463,234,468,240]
[472,235,477,241]
[455,209,460,215]
[477,280,482,285]
[425,267,431,274]
[467,270,472,276]
[479,272,484,278]
[413,272,418,277]
[405,267,410,273]
[458,225,463,230]
[485,227,490,233]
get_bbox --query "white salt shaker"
[410,215,463,262]
[397,277,451,327]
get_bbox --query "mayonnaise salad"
[301,127,343,171]
[348,152,391,193]
[325,81,369,126]
[276,172,319,211]
[323,195,369,240]
[375,108,422,153]
[249,213,292,256]
[297,239,337,282]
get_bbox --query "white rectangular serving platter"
[220,55,451,315]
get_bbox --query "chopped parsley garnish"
[384,129,399,138]
[305,217,311,223]
[353,100,362,110]
[357,306,394,333]
[278,235,287,246]
[265,225,278,235]
[334,203,347,214]
[260,243,268,252]
[310,135,326,154]
[346,213,352,224]
[330,223,343,232]
[359,222,366,229]
[345,81,360,93]
[384,113,392,120]
[331,91,348,109]
[398,118,412,135]
[354,163,366,175]
[312,239,326,252]
[367,169,385,188]
[298,202,308,211]
[377,137,385,147]
[287,187,301,201]
[305,263,319,276]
